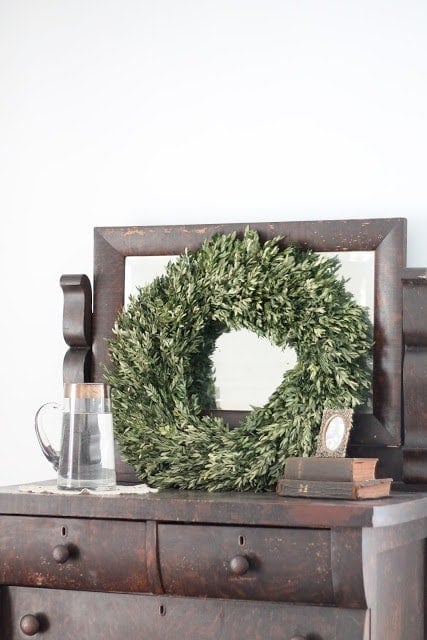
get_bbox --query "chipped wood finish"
[0,485,426,638]
[0,587,370,639]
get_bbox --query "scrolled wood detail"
[63,347,92,384]
[60,274,92,383]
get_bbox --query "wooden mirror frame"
[62,218,408,482]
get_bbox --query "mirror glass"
[325,416,346,451]
[125,251,374,411]
[213,330,295,410]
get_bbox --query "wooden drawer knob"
[229,554,250,575]
[20,614,40,636]
[52,543,70,564]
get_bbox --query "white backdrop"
[0,1,426,485]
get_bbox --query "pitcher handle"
[34,402,61,471]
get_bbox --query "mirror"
[124,251,374,411]
[325,417,346,451]
[91,218,406,458]
[125,254,293,410]
[213,330,294,410]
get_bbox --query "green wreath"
[106,228,372,492]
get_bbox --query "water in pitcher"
[57,412,116,490]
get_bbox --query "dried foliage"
[106,228,372,492]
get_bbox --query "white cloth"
[18,483,158,496]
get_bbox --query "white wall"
[0,1,426,486]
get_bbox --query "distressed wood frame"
[62,218,408,481]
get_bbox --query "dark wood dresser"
[3,218,427,639]
[1,484,427,639]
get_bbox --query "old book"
[284,457,378,482]
[276,477,392,500]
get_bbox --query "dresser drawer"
[0,516,149,592]
[158,524,333,604]
[1,586,369,639]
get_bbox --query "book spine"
[277,478,357,498]
[276,478,392,500]
[284,458,352,481]
[284,457,377,482]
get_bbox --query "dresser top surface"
[0,481,427,529]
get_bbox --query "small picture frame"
[315,408,354,457]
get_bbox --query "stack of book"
[276,457,392,500]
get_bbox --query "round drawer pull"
[20,614,40,636]
[229,554,250,575]
[52,543,70,564]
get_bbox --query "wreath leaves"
[106,228,372,492]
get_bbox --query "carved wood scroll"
[60,274,92,384]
